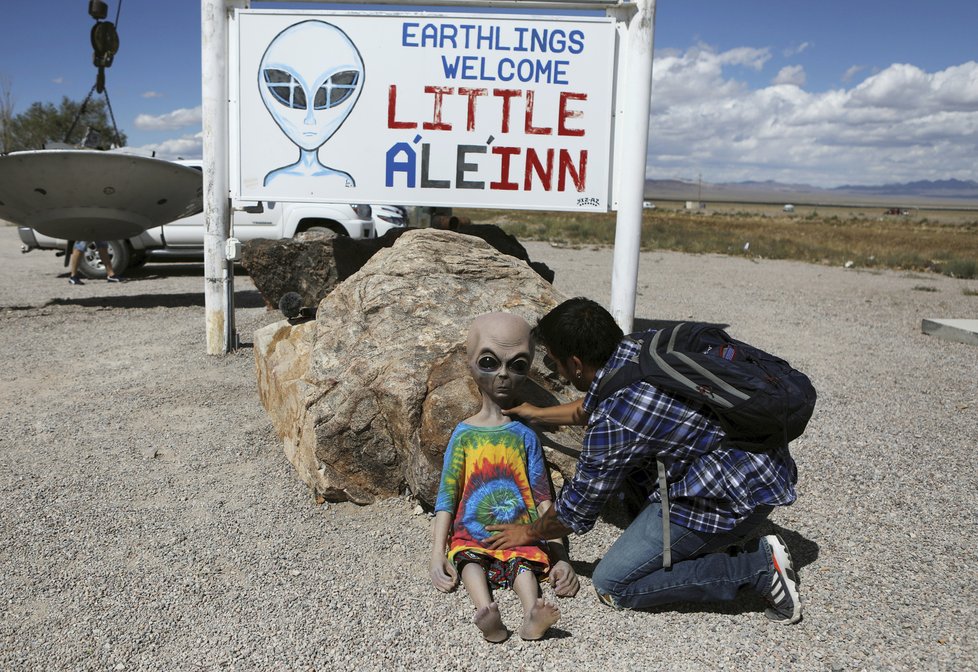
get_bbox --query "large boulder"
[254,228,583,506]
[331,228,412,280]
[455,223,555,283]
[243,225,554,312]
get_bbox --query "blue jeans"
[73,240,108,251]
[591,502,774,609]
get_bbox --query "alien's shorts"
[453,549,547,590]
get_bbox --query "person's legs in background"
[94,241,121,282]
[68,241,122,284]
[67,241,86,285]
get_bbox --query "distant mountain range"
[646,178,978,205]
[830,178,978,198]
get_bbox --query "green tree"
[5,95,127,152]
[0,74,14,154]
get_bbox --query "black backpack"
[594,322,817,453]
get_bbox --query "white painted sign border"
[229,9,619,212]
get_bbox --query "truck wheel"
[78,240,131,279]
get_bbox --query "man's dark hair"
[534,297,624,368]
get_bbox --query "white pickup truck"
[16,160,408,278]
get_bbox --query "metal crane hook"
[89,0,120,93]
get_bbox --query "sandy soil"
[1,223,976,670]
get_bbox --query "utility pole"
[201,0,246,354]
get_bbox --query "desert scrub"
[453,206,978,278]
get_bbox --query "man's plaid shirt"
[553,331,798,535]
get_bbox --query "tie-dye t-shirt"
[434,421,551,568]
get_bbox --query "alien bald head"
[258,20,364,152]
[466,313,535,408]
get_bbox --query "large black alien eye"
[313,70,360,110]
[263,69,307,109]
[508,358,530,375]
[477,355,501,372]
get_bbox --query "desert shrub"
[942,259,978,279]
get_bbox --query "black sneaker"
[761,534,801,624]
[68,276,85,285]
[106,275,124,283]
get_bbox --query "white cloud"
[133,106,201,131]
[772,65,806,87]
[647,48,978,186]
[842,65,864,83]
[783,42,812,57]
[142,91,164,99]
[135,132,203,161]
[651,44,769,109]
[51,76,64,85]
[849,63,932,109]
[931,61,978,108]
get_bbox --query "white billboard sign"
[231,10,618,211]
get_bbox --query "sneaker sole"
[764,534,802,625]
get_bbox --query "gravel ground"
[1,223,976,671]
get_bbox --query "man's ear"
[569,355,584,377]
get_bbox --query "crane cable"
[64,0,124,147]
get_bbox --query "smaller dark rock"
[241,236,340,310]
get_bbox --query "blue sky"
[2,0,976,187]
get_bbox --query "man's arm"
[485,505,573,550]
[503,398,588,426]
[491,411,643,549]
[535,500,580,597]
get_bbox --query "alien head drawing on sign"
[258,20,364,188]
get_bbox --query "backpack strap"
[592,336,641,402]
[657,457,672,569]
[644,323,749,409]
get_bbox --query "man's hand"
[502,402,541,422]
[429,555,459,592]
[485,523,535,551]
[488,507,574,551]
[549,559,580,598]
[503,399,588,427]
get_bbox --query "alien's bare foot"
[518,598,560,641]
[473,602,509,643]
